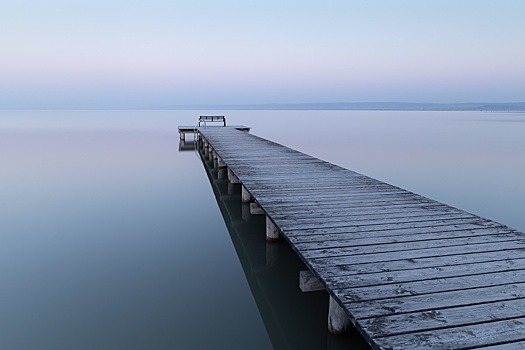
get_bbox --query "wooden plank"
[262,198,441,212]
[313,248,525,277]
[267,203,454,219]
[273,209,471,225]
[476,341,525,349]
[309,240,525,267]
[282,218,500,238]
[278,215,482,232]
[360,298,525,338]
[372,317,525,350]
[344,281,525,319]
[302,236,525,260]
[332,269,525,302]
[321,256,525,288]
[295,230,523,254]
[286,218,502,236]
[288,225,509,244]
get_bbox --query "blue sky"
[1,0,524,108]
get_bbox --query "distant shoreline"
[3,102,525,112]
[168,102,525,112]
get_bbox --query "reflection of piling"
[228,182,236,195]
[178,140,197,152]
[265,242,279,267]
[242,203,251,222]
[217,168,227,180]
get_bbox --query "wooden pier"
[192,125,525,350]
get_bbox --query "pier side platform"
[178,125,250,140]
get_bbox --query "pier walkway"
[196,126,525,350]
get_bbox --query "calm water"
[1,110,525,349]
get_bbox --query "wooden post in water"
[228,168,241,184]
[266,217,279,241]
[250,202,264,215]
[241,185,252,203]
[299,270,324,292]
[179,132,185,141]
[217,156,226,168]
[328,296,351,335]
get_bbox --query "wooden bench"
[198,115,226,127]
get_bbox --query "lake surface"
[1,110,524,349]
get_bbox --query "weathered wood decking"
[196,126,525,350]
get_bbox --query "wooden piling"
[299,270,324,292]
[266,216,279,241]
[328,296,351,335]
[217,156,226,168]
[241,185,252,203]
[227,168,241,183]
[250,202,265,215]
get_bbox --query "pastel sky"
[1,0,524,108]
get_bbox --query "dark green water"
[1,110,524,349]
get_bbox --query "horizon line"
[2,101,525,112]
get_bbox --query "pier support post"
[328,296,351,335]
[208,148,214,161]
[179,132,185,141]
[217,156,226,168]
[266,216,279,241]
[299,270,324,292]
[204,146,209,158]
[241,185,252,203]
[250,202,265,215]
[228,169,241,183]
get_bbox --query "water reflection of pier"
[192,140,369,350]
[178,140,196,152]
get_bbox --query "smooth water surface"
[1,110,525,349]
